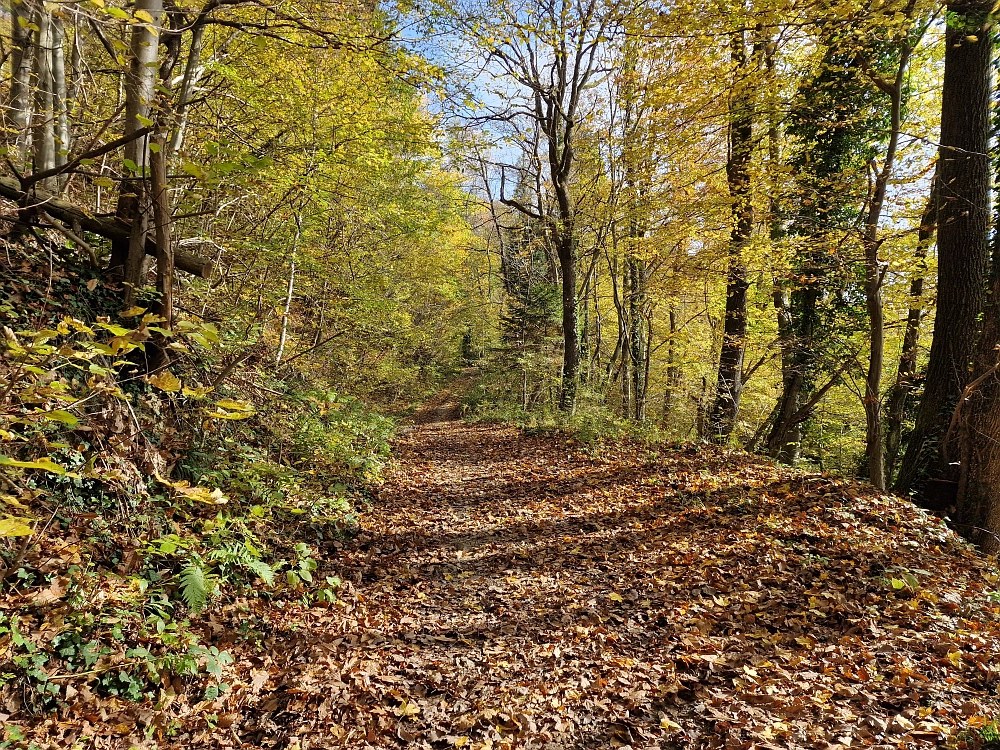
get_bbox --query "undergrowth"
[0,261,391,713]
[463,377,672,446]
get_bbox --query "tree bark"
[8,0,35,167]
[150,135,173,327]
[627,255,647,421]
[31,5,56,189]
[51,13,69,181]
[860,34,912,490]
[167,23,206,159]
[709,30,754,442]
[895,2,993,495]
[111,0,162,278]
[275,215,302,365]
[662,306,680,426]
[885,179,938,480]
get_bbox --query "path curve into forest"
[229,416,1000,750]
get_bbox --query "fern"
[244,558,275,586]
[207,542,276,587]
[179,562,217,613]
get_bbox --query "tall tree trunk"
[896,2,993,495]
[557,229,579,412]
[51,13,69,181]
[767,286,804,462]
[111,0,163,278]
[885,179,938,480]
[957,245,1000,549]
[32,5,55,189]
[167,24,206,159]
[628,255,647,421]
[662,306,680,425]
[9,0,35,167]
[709,30,754,441]
[860,37,911,490]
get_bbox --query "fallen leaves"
[5,420,1000,748]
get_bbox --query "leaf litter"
[6,419,1000,749]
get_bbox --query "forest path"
[247,420,1000,749]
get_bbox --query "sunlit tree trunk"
[51,13,69,182]
[885,179,938,480]
[115,0,162,291]
[168,24,206,159]
[32,6,56,188]
[860,35,911,490]
[276,216,302,365]
[9,0,35,167]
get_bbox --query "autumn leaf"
[147,369,182,392]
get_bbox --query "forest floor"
[15,412,1000,749]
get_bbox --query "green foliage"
[178,561,218,614]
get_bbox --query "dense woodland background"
[3,0,1000,745]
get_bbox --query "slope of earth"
[18,419,1000,749]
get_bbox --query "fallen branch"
[0,176,214,278]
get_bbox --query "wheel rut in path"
[252,419,1000,749]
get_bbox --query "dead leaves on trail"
[8,421,1000,748]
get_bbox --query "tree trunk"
[150,135,173,328]
[111,0,162,277]
[167,23,206,159]
[885,180,938,480]
[276,215,302,365]
[32,5,56,189]
[123,186,149,308]
[557,229,579,412]
[628,256,647,421]
[767,286,803,462]
[9,0,35,167]
[51,14,69,181]
[860,37,911,490]
[124,0,162,174]
[662,306,680,426]
[895,2,992,495]
[709,31,754,442]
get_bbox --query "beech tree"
[896,1,993,496]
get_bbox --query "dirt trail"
[231,418,999,749]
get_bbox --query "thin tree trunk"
[627,256,646,420]
[662,306,680,425]
[556,224,579,412]
[150,135,173,328]
[885,179,938,479]
[51,14,69,181]
[896,2,993,494]
[32,6,56,189]
[860,38,911,490]
[275,215,302,366]
[710,30,754,441]
[167,23,206,159]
